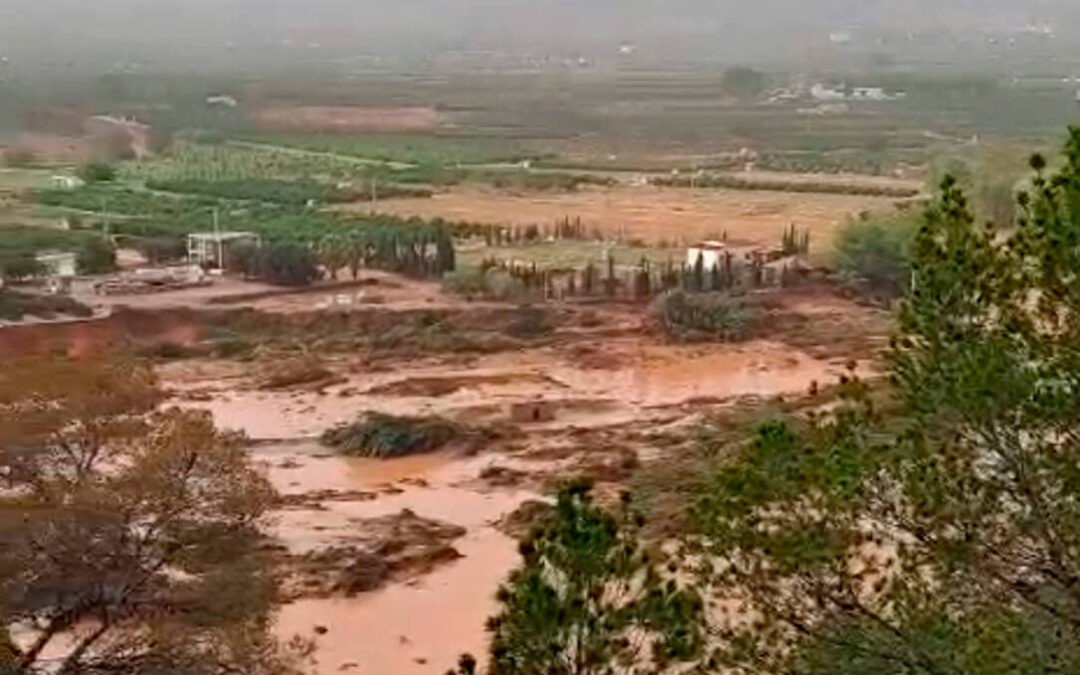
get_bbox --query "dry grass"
[359,185,897,255]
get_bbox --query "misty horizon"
[2,0,1080,73]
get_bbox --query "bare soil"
[254,106,439,133]
[357,184,897,253]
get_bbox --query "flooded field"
[148,280,882,675]
[260,443,531,674]
[169,338,850,440]
[0,236,886,674]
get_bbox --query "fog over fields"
[2,0,1079,70]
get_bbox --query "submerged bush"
[506,305,550,337]
[258,357,332,389]
[658,290,762,342]
[321,412,463,458]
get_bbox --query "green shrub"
[0,255,45,281]
[0,290,92,321]
[441,268,488,298]
[78,162,117,183]
[831,212,921,297]
[0,226,99,277]
[133,237,187,264]
[251,243,320,287]
[721,66,767,100]
[658,291,762,342]
[76,237,117,274]
[484,270,531,302]
[442,268,535,303]
[321,412,463,458]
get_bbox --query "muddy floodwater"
[257,443,533,674]
[177,339,844,440]
[166,333,860,675]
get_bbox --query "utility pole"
[101,197,110,240]
[213,207,224,274]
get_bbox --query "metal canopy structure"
[186,231,260,270]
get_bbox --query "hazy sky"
[0,1,1076,70]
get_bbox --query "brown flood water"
[181,340,844,440]
[172,338,852,675]
[257,443,535,675]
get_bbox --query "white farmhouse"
[686,241,727,270]
[810,83,846,102]
[851,87,888,101]
[35,251,77,278]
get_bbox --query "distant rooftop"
[187,231,257,241]
[35,250,77,261]
[690,240,727,250]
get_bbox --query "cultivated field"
[356,184,898,254]
[253,106,440,133]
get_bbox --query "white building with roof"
[686,241,728,270]
[35,251,77,278]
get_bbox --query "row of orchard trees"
[480,249,802,302]
[311,222,456,280]
[225,220,457,286]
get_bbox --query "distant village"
[767,82,908,116]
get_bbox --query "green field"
[118,142,373,183]
[238,133,541,166]
[0,168,57,191]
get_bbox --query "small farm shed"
[50,175,84,190]
[187,231,260,269]
[686,241,727,270]
[510,401,557,423]
[35,251,77,278]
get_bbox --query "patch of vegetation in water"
[656,290,762,342]
[258,357,334,389]
[369,312,523,354]
[321,412,464,458]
